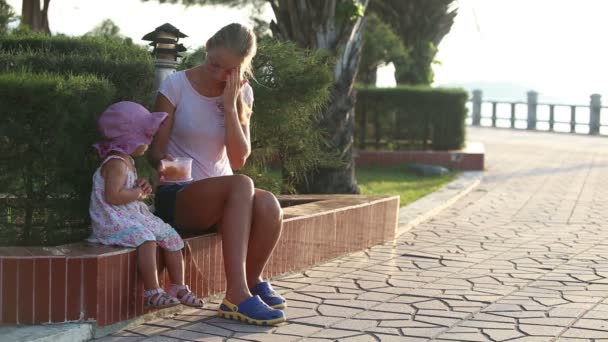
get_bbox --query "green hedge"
[0,72,115,246]
[356,86,468,150]
[0,34,158,246]
[0,34,146,58]
[0,34,155,104]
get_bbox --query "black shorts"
[154,183,189,226]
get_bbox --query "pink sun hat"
[93,101,168,158]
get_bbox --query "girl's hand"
[135,187,147,201]
[223,66,244,115]
[157,154,175,182]
[136,178,152,197]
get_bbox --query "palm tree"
[21,0,51,33]
[369,0,457,85]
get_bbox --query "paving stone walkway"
[96,128,608,342]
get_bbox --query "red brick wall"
[0,195,399,326]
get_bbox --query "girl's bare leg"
[163,248,184,285]
[138,241,160,290]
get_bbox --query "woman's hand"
[223,66,244,115]
[221,66,251,170]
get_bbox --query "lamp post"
[142,23,188,88]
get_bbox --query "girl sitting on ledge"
[89,101,204,309]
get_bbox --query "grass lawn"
[267,165,457,207]
[356,165,458,207]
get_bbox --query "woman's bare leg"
[246,189,283,287]
[174,174,255,305]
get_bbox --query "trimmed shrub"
[0,72,115,246]
[0,34,145,57]
[356,86,468,150]
[246,38,334,193]
[0,34,155,104]
[0,34,158,246]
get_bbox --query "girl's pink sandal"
[143,288,180,309]
[168,284,204,308]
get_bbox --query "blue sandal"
[250,281,287,309]
[218,295,286,325]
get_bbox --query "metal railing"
[468,90,607,135]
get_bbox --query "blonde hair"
[206,23,257,125]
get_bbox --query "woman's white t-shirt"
[158,71,254,181]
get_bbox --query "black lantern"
[142,23,188,61]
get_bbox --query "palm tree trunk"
[269,0,368,194]
[21,0,50,33]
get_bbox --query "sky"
[431,0,607,104]
[6,0,607,105]
[6,0,265,49]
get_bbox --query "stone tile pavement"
[95,128,608,341]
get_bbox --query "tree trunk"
[296,80,359,194]
[394,41,435,85]
[21,0,50,33]
[367,66,377,86]
[269,0,368,194]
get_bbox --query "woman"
[149,23,286,325]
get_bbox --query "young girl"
[89,101,204,309]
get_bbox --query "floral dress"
[88,155,184,251]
